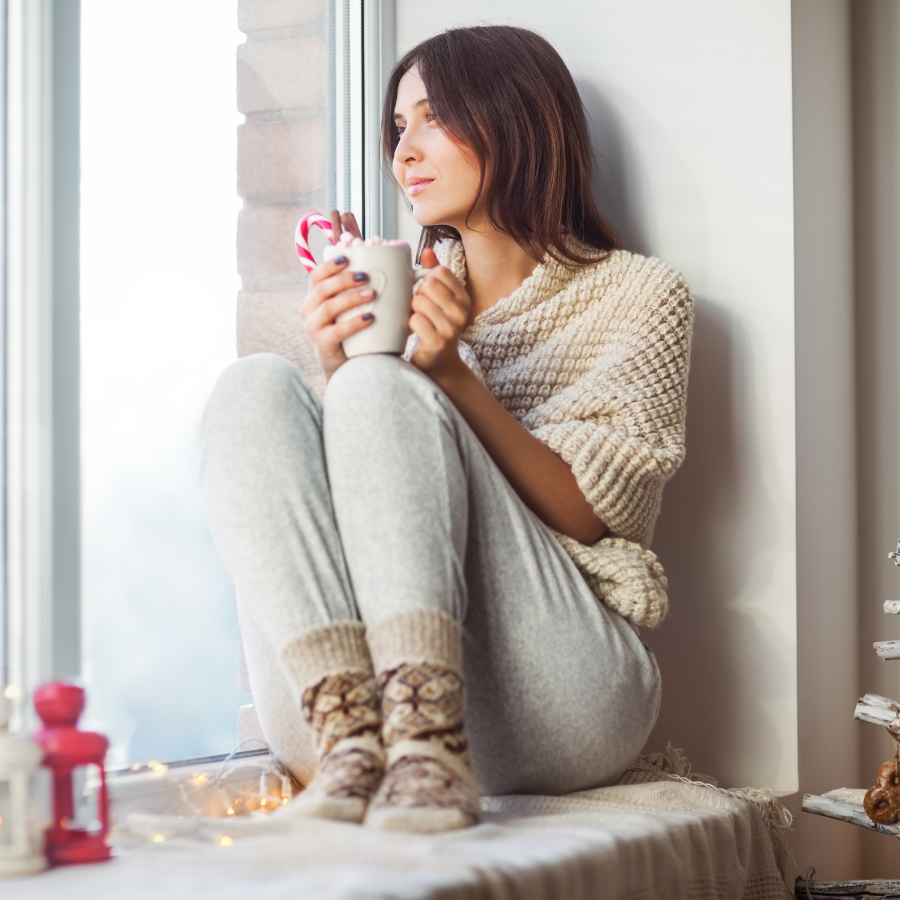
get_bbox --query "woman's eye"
[396,111,436,136]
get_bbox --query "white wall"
[790,0,860,879]
[395,0,799,792]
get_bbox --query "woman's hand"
[409,247,472,377]
[301,211,372,384]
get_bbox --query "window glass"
[80,0,244,765]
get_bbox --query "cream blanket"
[10,750,792,900]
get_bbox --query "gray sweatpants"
[200,352,661,795]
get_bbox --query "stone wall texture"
[236,0,329,395]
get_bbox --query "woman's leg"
[200,353,383,817]
[323,355,660,800]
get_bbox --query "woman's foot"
[364,660,480,832]
[282,669,385,823]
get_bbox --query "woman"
[201,25,692,833]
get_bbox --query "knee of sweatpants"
[203,353,316,441]
[324,354,443,428]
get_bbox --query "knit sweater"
[419,238,693,628]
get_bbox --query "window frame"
[2,0,81,734]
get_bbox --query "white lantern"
[0,690,47,876]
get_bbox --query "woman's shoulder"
[575,246,690,300]
[564,248,692,334]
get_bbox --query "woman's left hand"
[408,247,472,376]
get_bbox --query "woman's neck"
[457,228,538,321]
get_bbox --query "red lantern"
[33,683,111,865]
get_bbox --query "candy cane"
[294,212,336,273]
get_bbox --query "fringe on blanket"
[617,743,794,878]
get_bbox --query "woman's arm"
[431,357,608,545]
[409,247,607,546]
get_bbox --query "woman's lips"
[407,179,434,196]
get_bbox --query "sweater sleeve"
[530,268,693,547]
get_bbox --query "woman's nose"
[395,129,422,164]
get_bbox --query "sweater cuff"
[535,420,682,547]
[366,608,462,674]
[279,620,372,695]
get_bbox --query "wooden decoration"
[795,876,900,898]
[854,693,900,738]
[873,641,900,660]
[803,789,900,838]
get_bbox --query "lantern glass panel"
[62,764,102,832]
[0,780,10,846]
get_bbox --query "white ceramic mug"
[323,243,428,357]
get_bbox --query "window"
[0,0,387,764]
[79,0,246,765]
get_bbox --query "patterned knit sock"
[364,610,480,833]
[278,621,385,823]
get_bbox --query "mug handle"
[412,268,429,284]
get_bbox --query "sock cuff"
[366,608,462,674]
[280,620,372,694]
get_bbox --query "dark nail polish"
[334,255,347,265]
[353,271,368,282]
[362,313,374,321]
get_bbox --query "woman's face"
[392,66,486,232]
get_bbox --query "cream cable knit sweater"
[416,237,693,628]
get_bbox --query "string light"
[3,684,21,700]
[124,740,296,848]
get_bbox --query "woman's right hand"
[301,254,375,384]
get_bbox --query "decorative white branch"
[795,876,900,898]
[854,693,900,735]
[803,789,900,839]
[874,641,900,660]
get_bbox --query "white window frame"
[2,0,81,733]
[333,0,394,237]
[362,0,395,240]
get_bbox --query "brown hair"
[381,25,622,268]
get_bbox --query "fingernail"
[362,313,374,321]
[353,272,368,282]
[334,255,347,265]
[360,288,375,299]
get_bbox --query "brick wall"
[236,0,329,394]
